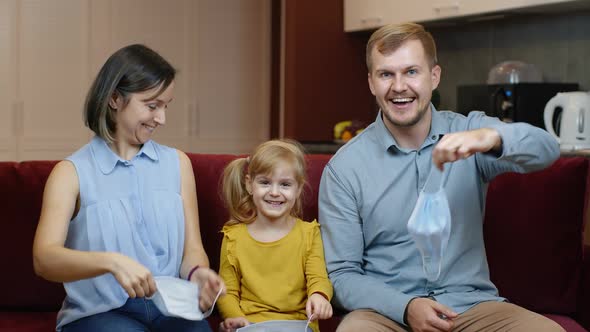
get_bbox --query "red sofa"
[0,154,589,332]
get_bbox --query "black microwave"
[456,83,579,129]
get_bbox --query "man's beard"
[379,99,429,127]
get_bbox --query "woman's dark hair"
[84,44,176,143]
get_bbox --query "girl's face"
[246,160,302,225]
[111,81,174,145]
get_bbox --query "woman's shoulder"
[147,140,181,161]
[66,140,95,163]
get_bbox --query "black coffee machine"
[456,83,579,129]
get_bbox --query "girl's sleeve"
[216,228,246,319]
[304,221,333,300]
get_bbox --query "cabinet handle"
[433,1,460,13]
[360,17,382,26]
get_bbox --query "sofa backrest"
[0,161,63,311]
[0,155,588,316]
[150,153,590,316]
[188,154,330,272]
[484,157,589,315]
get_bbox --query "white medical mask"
[407,165,452,282]
[236,319,313,332]
[148,276,222,320]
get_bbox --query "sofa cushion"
[0,312,57,332]
[484,157,589,315]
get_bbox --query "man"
[318,22,563,332]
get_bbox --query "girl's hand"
[109,253,156,298]
[189,266,226,312]
[306,292,333,320]
[219,317,250,332]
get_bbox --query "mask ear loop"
[304,313,315,332]
[430,161,453,281]
[203,287,224,318]
[440,162,453,190]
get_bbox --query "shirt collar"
[375,103,446,153]
[90,136,159,174]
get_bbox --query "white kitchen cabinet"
[344,0,583,32]
[1,0,89,161]
[191,0,271,153]
[18,0,93,161]
[0,0,270,161]
[344,0,389,32]
[91,0,271,154]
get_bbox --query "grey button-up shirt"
[319,107,559,324]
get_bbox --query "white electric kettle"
[544,91,590,151]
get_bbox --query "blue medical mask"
[407,165,452,282]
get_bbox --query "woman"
[33,44,224,332]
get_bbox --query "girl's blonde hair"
[222,139,307,225]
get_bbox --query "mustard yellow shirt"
[217,219,333,332]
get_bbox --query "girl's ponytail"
[222,157,256,225]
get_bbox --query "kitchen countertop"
[301,141,344,154]
[560,149,590,158]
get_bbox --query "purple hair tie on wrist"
[187,265,200,281]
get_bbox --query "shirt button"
[432,135,437,140]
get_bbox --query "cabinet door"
[19,0,92,160]
[459,0,578,17]
[344,0,389,32]
[345,0,579,31]
[190,0,271,153]
[0,0,17,161]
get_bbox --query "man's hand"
[219,317,249,332]
[407,297,458,332]
[432,128,502,170]
[189,267,226,312]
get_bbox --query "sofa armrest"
[578,244,590,330]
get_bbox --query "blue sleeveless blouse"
[56,137,185,330]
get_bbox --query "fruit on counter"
[334,120,352,140]
[334,120,366,142]
[341,130,353,141]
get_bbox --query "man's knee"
[506,303,565,332]
[337,310,368,332]
[336,310,406,332]
[519,314,565,332]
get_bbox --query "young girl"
[217,139,333,332]
[32,44,224,331]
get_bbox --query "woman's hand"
[306,292,333,320]
[108,253,156,298]
[189,266,226,312]
[219,317,249,332]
